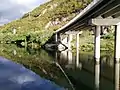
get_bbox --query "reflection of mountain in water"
[0,44,71,90]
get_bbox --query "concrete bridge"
[54,0,120,89]
[54,0,120,62]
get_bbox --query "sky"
[0,0,48,26]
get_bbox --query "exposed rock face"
[42,9,47,15]
[45,17,69,29]
[49,4,58,10]
[45,21,52,29]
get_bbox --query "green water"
[0,44,118,90]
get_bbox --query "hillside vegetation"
[0,0,92,47]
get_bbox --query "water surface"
[0,44,119,90]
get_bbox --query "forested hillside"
[0,0,92,47]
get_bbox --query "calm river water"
[0,44,119,90]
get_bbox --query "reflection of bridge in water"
[55,50,119,90]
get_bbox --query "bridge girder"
[112,11,120,18]
[89,18,120,26]
[102,5,120,18]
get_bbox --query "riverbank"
[0,29,114,53]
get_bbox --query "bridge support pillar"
[114,24,120,90]
[94,26,101,63]
[114,23,120,63]
[55,33,58,43]
[68,34,73,50]
[76,33,80,67]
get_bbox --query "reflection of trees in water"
[101,53,114,67]
[78,52,114,67]
[0,44,71,89]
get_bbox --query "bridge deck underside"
[56,0,120,33]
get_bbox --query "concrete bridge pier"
[94,26,101,90]
[114,23,120,63]
[65,31,82,51]
[68,34,73,50]
[91,18,120,63]
[76,33,80,67]
[114,23,120,90]
[65,31,82,67]
[55,33,61,43]
[55,33,58,43]
[91,19,120,90]
[94,26,101,63]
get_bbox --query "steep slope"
[0,0,92,46]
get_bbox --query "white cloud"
[0,18,10,26]
[14,0,35,4]
[0,0,48,25]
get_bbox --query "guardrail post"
[94,26,101,63]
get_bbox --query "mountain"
[0,0,92,47]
